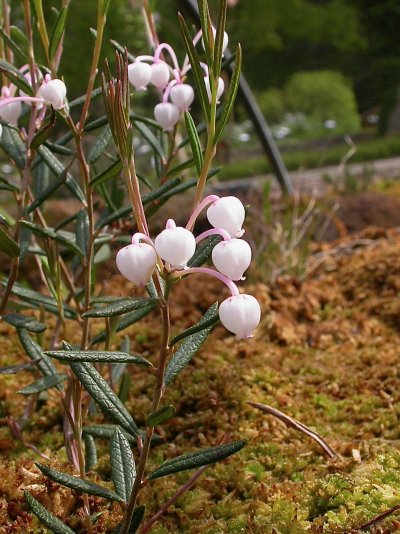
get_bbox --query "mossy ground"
[2,212,400,532]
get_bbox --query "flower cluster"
[127,28,228,131]
[116,195,261,339]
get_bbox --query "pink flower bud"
[207,196,245,238]
[128,61,152,91]
[212,238,251,280]
[37,78,66,109]
[155,219,196,268]
[151,61,170,89]
[154,102,180,131]
[116,243,157,286]
[204,76,225,103]
[170,83,194,111]
[0,100,22,125]
[219,294,261,339]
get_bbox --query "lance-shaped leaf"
[31,110,56,150]
[146,405,175,428]
[148,440,246,480]
[134,121,166,163]
[187,235,222,268]
[24,491,75,534]
[83,424,136,444]
[4,27,29,60]
[35,462,124,502]
[76,209,89,256]
[88,125,112,163]
[26,158,71,213]
[0,125,25,168]
[49,6,68,60]
[215,44,242,145]
[17,328,57,378]
[19,220,82,257]
[213,0,228,79]
[184,111,203,175]
[4,313,47,333]
[6,282,77,319]
[0,361,39,374]
[89,158,122,187]
[70,362,139,437]
[36,146,85,203]
[68,86,103,109]
[0,59,33,95]
[83,297,158,318]
[113,506,146,534]
[84,434,97,472]
[165,303,218,386]
[18,373,68,395]
[171,304,219,345]
[90,302,156,346]
[0,226,19,257]
[110,428,135,503]
[45,350,151,366]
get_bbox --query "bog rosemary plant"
[0,1,260,532]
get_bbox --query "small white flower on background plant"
[154,102,180,131]
[128,61,152,91]
[170,83,195,111]
[37,77,67,109]
[116,242,157,286]
[155,219,196,268]
[218,294,261,339]
[204,76,225,103]
[212,238,252,281]
[151,61,171,89]
[207,196,245,238]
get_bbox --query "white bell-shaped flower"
[219,294,261,339]
[212,238,251,281]
[128,61,152,91]
[154,102,180,131]
[203,28,229,55]
[170,83,194,111]
[155,219,196,268]
[37,78,66,109]
[151,61,170,89]
[116,243,157,286]
[207,196,245,238]
[204,76,225,103]
[0,100,22,125]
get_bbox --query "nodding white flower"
[116,243,157,286]
[207,196,245,238]
[170,83,194,111]
[155,219,196,268]
[154,102,180,131]
[212,238,251,281]
[204,76,225,103]
[0,100,22,125]
[151,61,170,89]
[203,28,229,55]
[128,61,152,91]
[37,78,66,109]
[219,294,261,339]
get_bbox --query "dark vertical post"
[181,0,293,195]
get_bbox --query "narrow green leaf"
[0,361,39,374]
[134,121,166,163]
[83,424,136,444]
[167,158,196,178]
[198,0,213,66]
[27,160,70,214]
[146,405,175,428]
[113,506,145,534]
[36,462,123,502]
[4,313,47,333]
[6,282,77,319]
[49,6,68,60]
[215,45,242,145]
[0,226,19,257]
[213,0,228,79]
[171,305,219,345]
[45,350,151,366]
[109,39,136,62]
[164,303,218,386]
[36,146,85,203]
[144,178,199,218]
[0,59,33,94]
[24,491,75,534]
[31,110,56,150]
[184,111,203,175]
[178,13,210,122]
[19,220,83,257]
[88,125,112,163]
[9,26,30,58]
[17,328,57,378]
[148,440,246,480]
[68,86,103,109]
[89,158,122,187]
[84,434,97,472]
[83,298,158,318]
[0,176,18,192]
[18,373,67,395]
[19,225,31,262]
[118,372,131,404]
[45,140,74,156]
[187,235,222,268]
[0,125,25,168]
[70,362,139,437]
[76,209,89,256]
[110,428,135,503]
[90,303,156,346]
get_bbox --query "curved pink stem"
[173,266,239,296]
[195,228,230,243]
[186,194,219,230]
[131,232,156,248]
[162,80,177,103]
[0,96,44,108]
[154,43,180,72]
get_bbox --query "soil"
[2,188,400,532]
